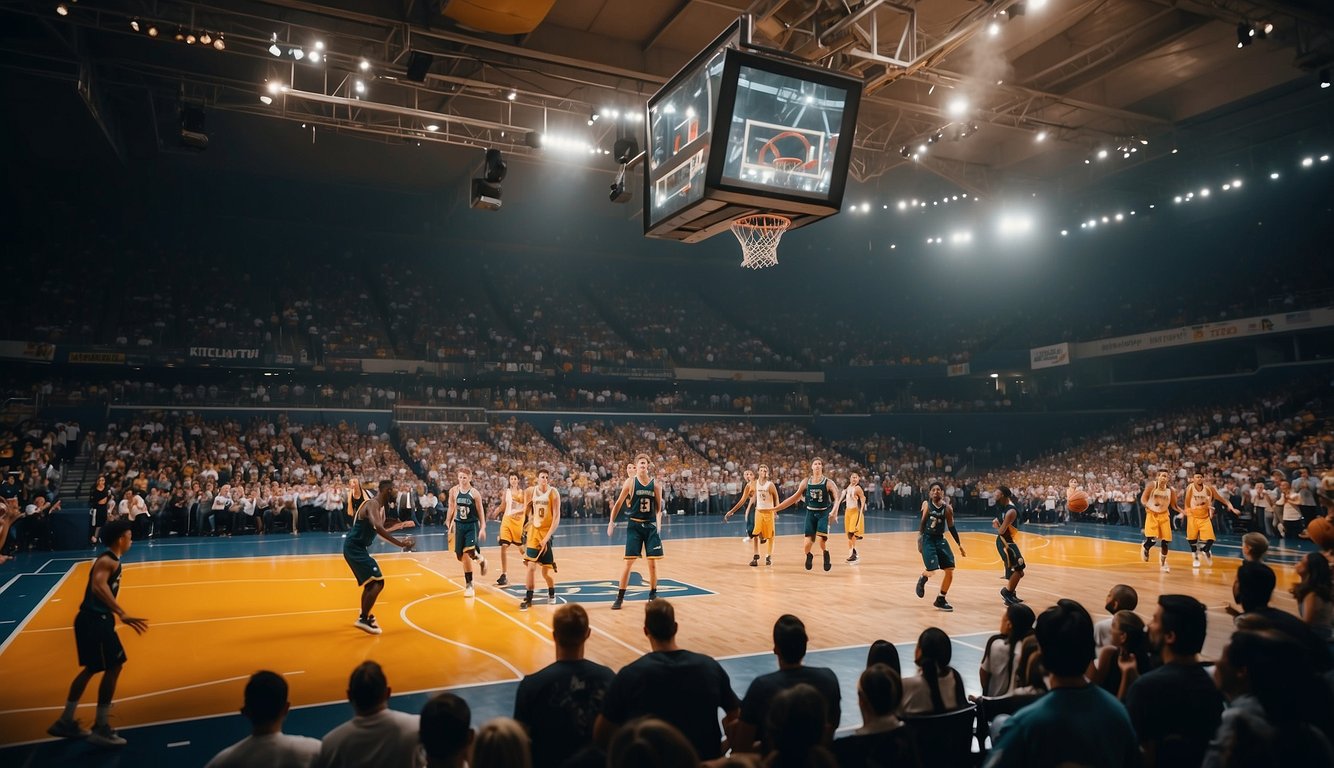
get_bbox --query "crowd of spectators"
[191,561,1334,768]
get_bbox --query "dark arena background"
[2,2,1334,767]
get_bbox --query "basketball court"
[0,514,1305,766]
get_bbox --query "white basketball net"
[731,214,790,270]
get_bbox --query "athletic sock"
[617,589,626,601]
[1189,541,1198,553]
[1160,542,1169,555]
[525,590,534,601]
[61,701,78,721]
[465,572,473,585]
[548,587,556,599]
[1203,540,1214,554]
[95,704,111,728]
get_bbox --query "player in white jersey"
[1140,470,1184,572]
[833,472,867,563]
[725,465,779,566]
[495,473,527,587]
[1179,471,1237,568]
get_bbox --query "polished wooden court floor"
[0,513,1307,766]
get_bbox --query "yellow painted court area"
[0,553,554,746]
[0,529,1291,747]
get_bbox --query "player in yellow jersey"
[1140,470,1183,573]
[1180,471,1237,569]
[496,473,527,587]
[835,472,867,563]
[519,469,561,611]
[725,465,779,567]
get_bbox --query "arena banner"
[0,340,55,363]
[189,346,260,360]
[1072,307,1334,360]
[674,367,826,383]
[67,350,126,365]
[946,362,971,377]
[1029,342,1071,370]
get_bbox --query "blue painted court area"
[0,509,1307,766]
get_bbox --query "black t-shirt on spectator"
[739,666,842,735]
[1124,662,1224,767]
[832,726,922,768]
[514,659,615,768]
[1244,607,1330,671]
[601,649,740,760]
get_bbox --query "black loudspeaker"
[406,51,434,82]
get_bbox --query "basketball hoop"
[771,157,803,185]
[731,213,790,269]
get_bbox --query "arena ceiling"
[3,0,1332,199]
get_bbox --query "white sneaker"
[87,724,127,747]
[1141,547,1150,562]
[1204,551,1213,565]
[1160,559,1170,573]
[354,616,382,635]
[464,584,475,598]
[1192,556,1200,568]
[547,596,558,605]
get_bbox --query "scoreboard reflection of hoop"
[643,18,863,244]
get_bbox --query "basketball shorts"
[804,509,830,539]
[454,520,479,557]
[1144,512,1172,541]
[343,546,384,586]
[524,535,556,570]
[625,519,664,559]
[1186,510,1215,541]
[996,536,1025,572]
[74,610,126,672]
[751,509,775,541]
[919,535,955,571]
[499,515,525,546]
[845,508,864,539]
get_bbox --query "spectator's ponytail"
[916,627,954,713]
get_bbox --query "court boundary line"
[0,564,77,656]
[16,607,367,635]
[399,593,526,679]
[0,671,308,716]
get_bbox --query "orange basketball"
[1066,490,1090,514]
[1308,516,1334,550]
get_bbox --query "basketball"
[401,536,417,552]
[1307,517,1334,550]
[1066,491,1090,514]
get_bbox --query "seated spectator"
[864,639,902,678]
[205,670,320,768]
[832,664,921,768]
[513,604,613,768]
[979,604,1036,698]
[606,717,698,768]
[420,692,472,768]
[1233,560,1329,670]
[1291,552,1334,646]
[984,599,1140,768]
[313,661,420,768]
[899,628,965,715]
[763,684,837,768]
[1204,630,1334,768]
[1124,595,1224,767]
[595,599,740,761]
[1094,584,1138,648]
[733,615,841,754]
[472,717,531,768]
[1089,610,1152,701]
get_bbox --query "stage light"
[1200,188,1210,197]
[990,373,1000,379]
[186,33,196,45]
[130,18,140,32]
[988,22,1000,37]
[309,51,321,63]
[1259,22,1273,37]
[213,35,225,50]
[1101,216,1109,224]
[147,24,158,37]
[900,146,911,158]
[1270,172,1279,179]
[354,80,365,94]
[259,94,272,105]
[269,35,281,56]
[1321,69,1331,88]
[360,59,371,71]
[1324,155,1331,162]
[199,32,212,45]
[1302,157,1314,167]
[897,200,907,210]
[1031,0,1047,8]
[314,41,324,51]
[1035,130,1047,142]
[918,143,928,155]
[946,97,968,119]
[291,47,304,60]
[1237,22,1251,48]
[56,3,68,16]
[425,124,439,132]
[1114,213,1123,222]
[861,202,870,212]
[507,90,517,101]
[1096,149,1108,160]
[1060,229,1068,236]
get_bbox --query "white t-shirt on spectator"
[899,669,964,715]
[206,732,321,768]
[312,708,420,768]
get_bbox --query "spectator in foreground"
[832,664,921,768]
[899,627,965,715]
[595,599,740,761]
[206,671,320,768]
[513,604,613,768]
[420,692,472,768]
[313,661,420,768]
[1094,584,1138,648]
[732,614,841,754]
[1123,595,1224,767]
[984,599,1141,768]
[763,684,837,768]
[606,717,698,768]
[472,717,531,768]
